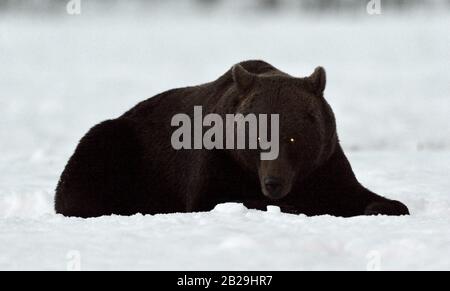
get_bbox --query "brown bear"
[55,60,409,218]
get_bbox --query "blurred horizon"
[1,0,449,16]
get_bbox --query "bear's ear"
[232,64,257,92]
[308,66,326,95]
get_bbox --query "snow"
[1,151,449,270]
[0,9,449,270]
[266,205,281,214]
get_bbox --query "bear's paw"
[364,200,410,216]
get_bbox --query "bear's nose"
[264,176,284,199]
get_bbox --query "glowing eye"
[258,137,261,141]
[290,138,295,143]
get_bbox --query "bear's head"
[230,63,338,200]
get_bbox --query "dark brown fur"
[55,60,409,218]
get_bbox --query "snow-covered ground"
[0,9,449,270]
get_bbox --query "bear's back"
[122,60,287,121]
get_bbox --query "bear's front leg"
[302,145,410,217]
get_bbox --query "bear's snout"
[262,176,289,200]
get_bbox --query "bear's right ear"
[232,64,257,92]
[308,66,326,95]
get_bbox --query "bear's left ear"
[308,66,326,95]
[232,64,257,92]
